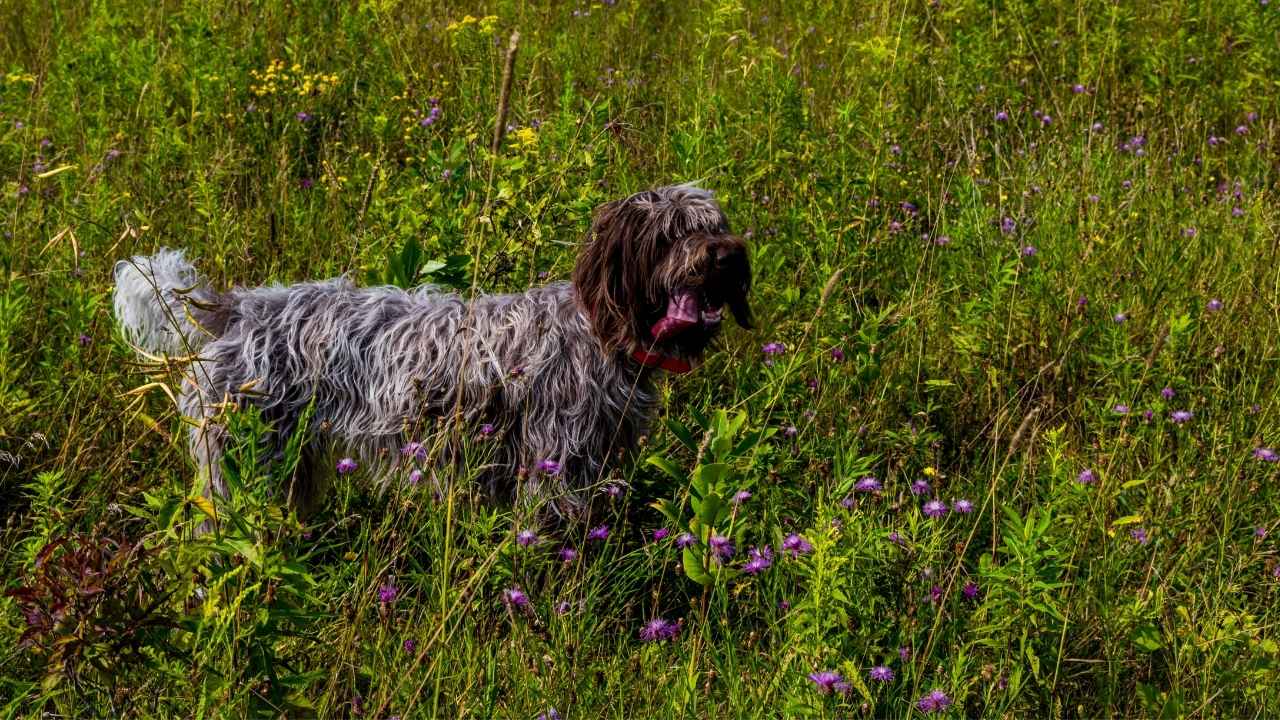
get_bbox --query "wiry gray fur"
[113,183,744,522]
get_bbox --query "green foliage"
[3,0,1280,717]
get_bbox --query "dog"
[113,183,751,521]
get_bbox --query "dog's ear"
[573,199,655,353]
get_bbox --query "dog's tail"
[113,248,219,356]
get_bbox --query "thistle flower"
[1161,386,1175,400]
[1077,469,1096,485]
[762,342,786,356]
[807,670,851,695]
[604,483,624,499]
[537,709,562,720]
[652,528,671,542]
[709,534,735,561]
[869,665,894,682]
[1000,217,1016,234]
[731,490,752,505]
[516,529,538,547]
[741,546,774,575]
[917,689,952,713]
[676,532,697,549]
[502,586,530,609]
[1113,404,1130,414]
[1021,245,1037,257]
[1207,298,1223,312]
[537,459,562,475]
[1113,312,1128,323]
[910,479,930,495]
[401,441,427,460]
[995,110,1009,121]
[953,498,974,514]
[962,581,980,600]
[855,476,882,493]
[1130,527,1150,545]
[403,638,416,653]
[587,525,610,542]
[1254,447,1279,462]
[639,617,681,642]
[922,499,948,518]
[898,646,911,661]
[378,582,398,604]
[1170,410,1193,424]
[781,533,813,558]
[558,547,578,563]
[479,423,495,437]
[929,585,943,603]
[831,347,846,361]
[295,111,312,122]
[336,457,358,474]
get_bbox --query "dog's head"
[573,183,751,367]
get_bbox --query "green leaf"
[666,418,699,453]
[646,454,685,481]
[682,548,714,586]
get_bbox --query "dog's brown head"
[573,184,751,369]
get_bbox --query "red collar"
[631,349,692,374]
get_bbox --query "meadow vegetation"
[2,1,1280,717]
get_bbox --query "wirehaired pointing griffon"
[114,183,751,520]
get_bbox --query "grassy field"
[3,0,1280,717]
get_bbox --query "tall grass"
[2,0,1279,717]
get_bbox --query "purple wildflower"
[652,527,671,542]
[888,531,905,546]
[953,498,974,514]
[604,483,624,499]
[781,533,813,558]
[502,586,530,609]
[741,546,774,575]
[807,670,851,695]
[855,476,882,493]
[1161,386,1175,400]
[407,469,422,486]
[1000,216,1016,234]
[962,581,980,600]
[831,347,845,361]
[929,585,943,603]
[917,689,952,713]
[1072,83,1086,94]
[1207,298,1223,312]
[869,665,894,682]
[639,617,681,642]
[1255,527,1268,539]
[516,529,538,547]
[1021,245,1037,257]
[1254,448,1279,462]
[299,177,314,189]
[536,459,562,475]
[783,425,798,438]
[378,582,398,604]
[479,423,495,437]
[401,441,427,460]
[995,110,1009,121]
[709,534,735,561]
[1077,469,1096,485]
[403,638,416,653]
[1113,312,1128,323]
[336,457,358,475]
[731,490,752,505]
[537,709,562,720]
[762,342,786,356]
[587,525,610,542]
[676,532,697,549]
[1113,404,1130,414]
[922,499,948,518]
[295,111,312,122]
[910,479,930,495]
[1170,410,1193,424]
[899,646,911,661]
[558,547,578,563]
[1130,527,1150,545]
[1183,227,1197,238]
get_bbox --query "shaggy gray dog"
[114,183,751,520]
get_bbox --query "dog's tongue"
[650,291,699,342]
